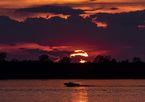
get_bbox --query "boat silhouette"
[64,82,80,87]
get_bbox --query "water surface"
[0,79,145,102]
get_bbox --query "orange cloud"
[0,0,91,9]
[92,17,107,28]
[1,0,145,22]
[3,12,70,22]
[138,25,145,28]
[1,0,144,9]
[52,46,72,51]
[0,42,72,54]
[54,58,61,62]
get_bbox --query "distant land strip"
[0,62,145,79]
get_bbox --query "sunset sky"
[0,0,145,62]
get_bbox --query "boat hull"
[64,83,80,87]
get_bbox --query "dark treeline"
[0,52,145,79]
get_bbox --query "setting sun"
[79,59,87,63]
[70,50,88,63]
[70,50,88,58]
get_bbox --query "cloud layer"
[17,5,85,15]
[0,9,145,61]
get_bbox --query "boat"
[64,82,80,87]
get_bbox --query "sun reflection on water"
[71,87,88,102]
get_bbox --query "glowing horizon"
[79,59,87,63]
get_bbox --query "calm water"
[0,79,145,102]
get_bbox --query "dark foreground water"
[0,79,145,102]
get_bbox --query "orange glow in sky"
[0,0,144,8]
[0,0,145,22]
[70,50,88,58]
[138,25,145,28]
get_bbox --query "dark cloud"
[6,48,73,61]
[16,5,85,15]
[25,49,73,61]
[52,50,72,56]
[90,0,97,1]
[0,15,98,46]
[90,10,145,47]
[85,8,103,11]
[110,7,118,10]
[1,10,145,61]
[91,10,145,26]
[26,49,72,56]
[0,16,19,32]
